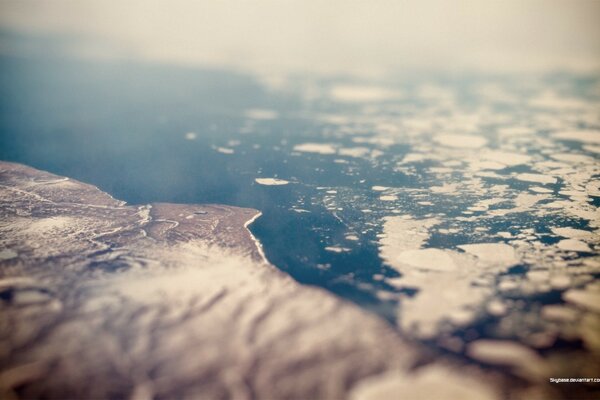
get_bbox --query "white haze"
[0,0,599,76]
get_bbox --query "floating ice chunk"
[556,239,592,252]
[379,217,514,339]
[429,167,453,173]
[550,153,595,164]
[371,149,384,158]
[449,309,475,325]
[470,198,504,212]
[514,193,549,209]
[353,136,395,147]
[527,270,549,283]
[434,134,487,149]
[398,249,457,271]
[470,161,506,170]
[474,171,505,179]
[498,280,519,291]
[430,183,459,194]
[255,178,289,186]
[483,150,531,166]
[458,243,517,264]
[530,186,553,193]
[552,130,600,144]
[549,274,571,290]
[587,181,600,197]
[184,132,197,140]
[400,153,428,164]
[216,147,234,154]
[371,186,389,191]
[543,200,600,226]
[551,227,594,241]
[379,195,397,201]
[498,127,534,137]
[583,144,600,154]
[338,147,371,158]
[325,246,351,253]
[379,217,440,257]
[486,300,507,316]
[515,173,556,185]
[293,143,337,155]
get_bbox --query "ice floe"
[379,216,518,338]
[556,239,592,252]
[216,147,235,154]
[255,178,290,186]
[293,142,337,155]
[515,173,557,185]
[552,130,600,144]
[434,134,488,149]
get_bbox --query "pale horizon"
[1,0,599,76]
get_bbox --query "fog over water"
[1,0,599,75]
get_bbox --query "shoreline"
[243,211,269,264]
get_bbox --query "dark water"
[0,52,403,318]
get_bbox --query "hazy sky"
[1,0,599,75]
